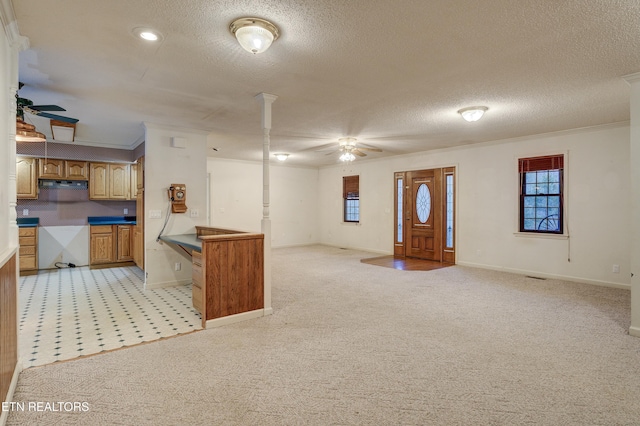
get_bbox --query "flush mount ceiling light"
[50,119,76,142]
[229,17,279,54]
[274,153,289,161]
[132,27,163,42]
[458,106,488,122]
[16,118,46,142]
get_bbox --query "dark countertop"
[159,234,201,253]
[88,216,137,226]
[17,218,39,228]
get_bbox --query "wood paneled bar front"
[161,226,264,328]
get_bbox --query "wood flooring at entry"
[360,256,452,271]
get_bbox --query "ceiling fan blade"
[358,147,383,152]
[325,149,340,156]
[353,149,367,157]
[29,104,66,112]
[33,111,79,123]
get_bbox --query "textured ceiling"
[11,0,640,167]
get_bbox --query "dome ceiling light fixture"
[458,106,488,122]
[274,153,289,161]
[229,17,280,54]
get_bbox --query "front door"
[405,169,442,260]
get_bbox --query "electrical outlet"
[190,209,199,218]
[175,262,181,271]
[613,264,620,273]
[149,210,162,219]
[22,209,29,216]
[124,208,128,214]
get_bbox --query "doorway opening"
[394,167,455,263]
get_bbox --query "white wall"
[628,75,640,336]
[318,124,631,288]
[207,158,319,248]
[144,123,208,288]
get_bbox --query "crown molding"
[0,0,29,50]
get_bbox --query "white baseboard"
[0,361,23,426]
[457,261,631,290]
[263,307,273,316]
[144,279,191,290]
[630,326,640,338]
[205,309,264,329]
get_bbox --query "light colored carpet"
[6,245,640,425]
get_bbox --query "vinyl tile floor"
[19,266,203,369]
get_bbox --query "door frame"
[394,167,456,263]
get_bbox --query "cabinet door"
[65,161,88,180]
[117,225,133,261]
[134,188,144,270]
[90,228,114,264]
[109,164,130,199]
[136,156,144,190]
[16,157,37,199]
[89,163,109,199]
[38,158,65,179]
[129,164,137,200]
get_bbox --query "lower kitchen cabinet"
[90,224,134,267]
[18,227,38,276]
[117,225,133,261]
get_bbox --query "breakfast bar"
[160,226,264,328]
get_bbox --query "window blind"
[518,155,564,172]
[343,175,359,198]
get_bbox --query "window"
[519,155,564,234]
[343,175,359,223]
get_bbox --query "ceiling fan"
[328,137,383,161]
[16,83,79,124]
[16,82,79,142]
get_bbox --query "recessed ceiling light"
[132,27,163,42]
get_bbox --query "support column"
[625,73,640,337]
[255,93,277,316]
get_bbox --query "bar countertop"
[159,234,201,252]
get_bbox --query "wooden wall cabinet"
[18,227,38,276]
[38,158,64,179]
[39,159,88,180]
[16,157,38,199]
[89,162,130,200]
[65,160,89,180]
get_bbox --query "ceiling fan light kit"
[458,106,488,122]
[230,17,279,54]
[339,152,356,162]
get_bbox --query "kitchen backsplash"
[17,188,135,226]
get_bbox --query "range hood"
[39,179,88,190]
